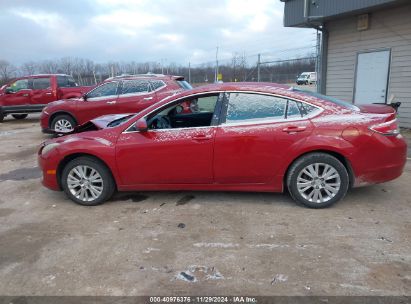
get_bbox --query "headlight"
[42,143,60,155]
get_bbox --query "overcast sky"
[0,0,315,65]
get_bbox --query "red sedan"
[38,83,407,208]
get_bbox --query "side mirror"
[135,118,148,132]
[5,87,13,94]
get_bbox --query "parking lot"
[0,115,410,296]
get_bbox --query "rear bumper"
[353,133,407,187]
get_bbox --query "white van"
[296,72,317,85]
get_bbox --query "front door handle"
[107,100,116,104]
[143,97,153,100]
[45,92,52,95]
[22,94,29,97]
[192,134,213,141]
[282,126,306,133]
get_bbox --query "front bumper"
[40,111,52,133]
[38,144,61,191]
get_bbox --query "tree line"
[0,55,315,86]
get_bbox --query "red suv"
[0,74,91,122]
[40,74,192,133]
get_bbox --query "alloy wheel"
[54,119,73,133]
[67,165,104,202]
[296,163,341,204]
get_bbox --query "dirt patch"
[0,167,41,182]
[0,146,38,161]
[113,193,149,203]
[0,222,59,267]
[0,208,15,217]
[176,195,195,206]
[367,261,411,291]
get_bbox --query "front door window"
[9,79,29,93]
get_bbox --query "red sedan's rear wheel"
[287,153,349,208]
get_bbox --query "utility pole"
[257,54,261,82]
[188,62,191,83]
[215,46,219,83]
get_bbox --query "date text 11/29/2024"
[149,296,256,303]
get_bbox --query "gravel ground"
[0,114,410,296]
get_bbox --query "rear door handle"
[192,134,213,141]
[22,94,29,97]
[282,126,306,133]
[45,92,52,95]
[143,97,153,100]
[107,100,116,104]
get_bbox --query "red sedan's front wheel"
[287,153,349,208]
[61,157,115,206]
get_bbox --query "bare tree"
[21,61,37,75]
[0,60,17,84]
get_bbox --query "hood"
[74,113,135,133]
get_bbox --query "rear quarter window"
[150,80,166,91]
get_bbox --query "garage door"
[354,50,391,105]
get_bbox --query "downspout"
[309,24,328,95]
[319,25,328,95]
[303,0,327,94]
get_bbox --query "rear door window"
[121,80,149,95]
[32,77,51,90]
[224,93,287,124]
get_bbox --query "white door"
[354,50,390,104]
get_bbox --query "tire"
[12,114,28,120]
[0,113,4,123]
[286,153,349,208]
[51,114,76,133]
[61,156,115,206]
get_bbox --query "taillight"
[369,119,400,136]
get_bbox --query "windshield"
[298,74,308,79]
[293,88,360,111]
[177,80,193,90]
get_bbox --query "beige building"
[282,0,411,128]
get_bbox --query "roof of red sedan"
[191,82,291,93]
[161,82,359,114]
